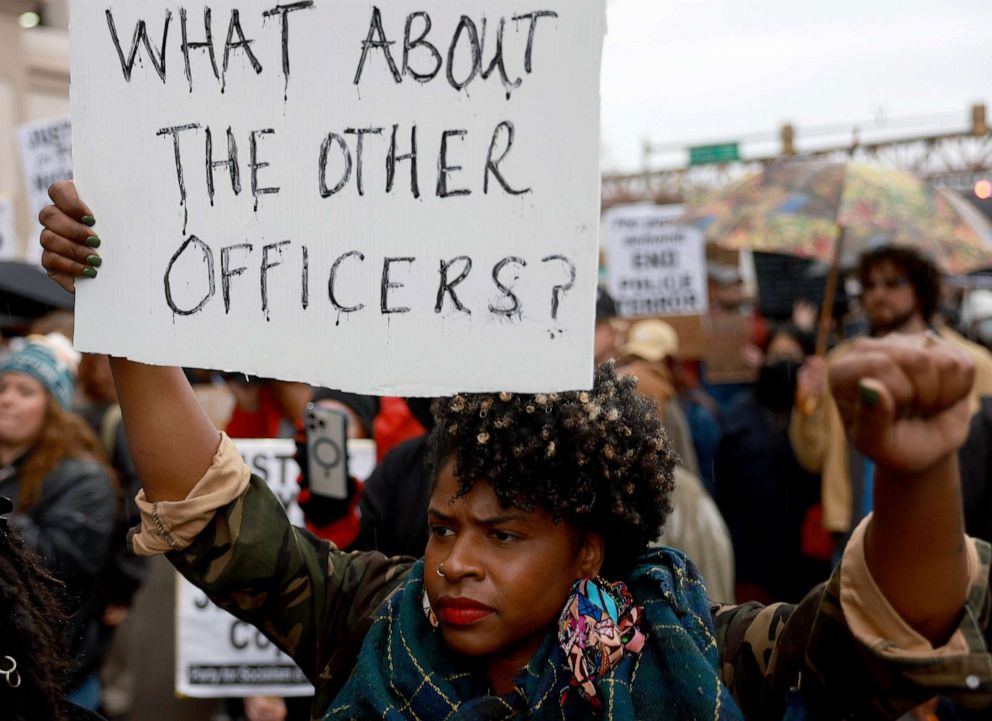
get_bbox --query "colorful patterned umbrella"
[684,159,992,275]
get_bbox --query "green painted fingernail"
[86,255,102,267]
[85,236,101,248]
[81,215,96,227]
[82,267,98,278]
[860,384,879,408]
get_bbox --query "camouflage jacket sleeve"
[713,540,992,720]
[168,476,413,705]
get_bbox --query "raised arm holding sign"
[33,0,992,718]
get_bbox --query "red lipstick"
[436,597,495,626]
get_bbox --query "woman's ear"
[576,532,605,579]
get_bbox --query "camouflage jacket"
[169,477,992,720]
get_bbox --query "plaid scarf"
[325,548,744,720]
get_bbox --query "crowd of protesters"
[0,182,991,720]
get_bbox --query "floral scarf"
[558,578,645,708]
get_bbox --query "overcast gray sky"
[601,0,992,173]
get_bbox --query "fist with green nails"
[828,333,974,476]
[38,180,102,294]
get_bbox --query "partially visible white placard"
[17,117,73,264]
[0,198,17,260]
[603,204,708,317]
[175,437,376,698]
[69,0,606,395]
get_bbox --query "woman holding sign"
[39,180,991,719]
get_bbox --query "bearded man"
[791,246,992,540]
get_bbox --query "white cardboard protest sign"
[17,117,74,264]
[175,437,375,698]
[177,580,313,698]
[602,204,708,317]
[0,197,17,261]
[69,0,606,395]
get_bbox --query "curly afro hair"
[426,362,676,579]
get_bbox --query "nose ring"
[436,563,446,577]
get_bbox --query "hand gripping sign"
[69,0,606,395]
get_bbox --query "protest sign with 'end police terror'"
[69,0,606,395]
[602,204,708,319]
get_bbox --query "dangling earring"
[422,588,439,629]
[0,656,20,689]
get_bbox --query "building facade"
[1,0,69,258]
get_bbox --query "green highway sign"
[688,142,740,166]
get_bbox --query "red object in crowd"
[750,311,771,353]
[225,386,285,439]
[373,397,427,462]
[800,504,835,562]
[298,481,365,549]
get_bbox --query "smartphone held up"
[304,404,350,500]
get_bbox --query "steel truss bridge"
[602,105,992,211]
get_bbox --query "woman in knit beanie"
[0,336,116,712]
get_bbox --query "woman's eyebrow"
[427,508,528,526]
[427,508,454,521]
[474,513,528,526]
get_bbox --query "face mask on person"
[755,360,802,411]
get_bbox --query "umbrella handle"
[815,227,845,358]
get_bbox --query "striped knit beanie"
[0,339,75,410]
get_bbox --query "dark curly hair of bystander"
[426,362,676,579]
[0,495,71,721]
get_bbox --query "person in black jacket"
[0,338,115,711]
[352,434,431,556]
[715,324,830,604]
[350,397,434,556]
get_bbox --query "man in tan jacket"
[791,246,992,538]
